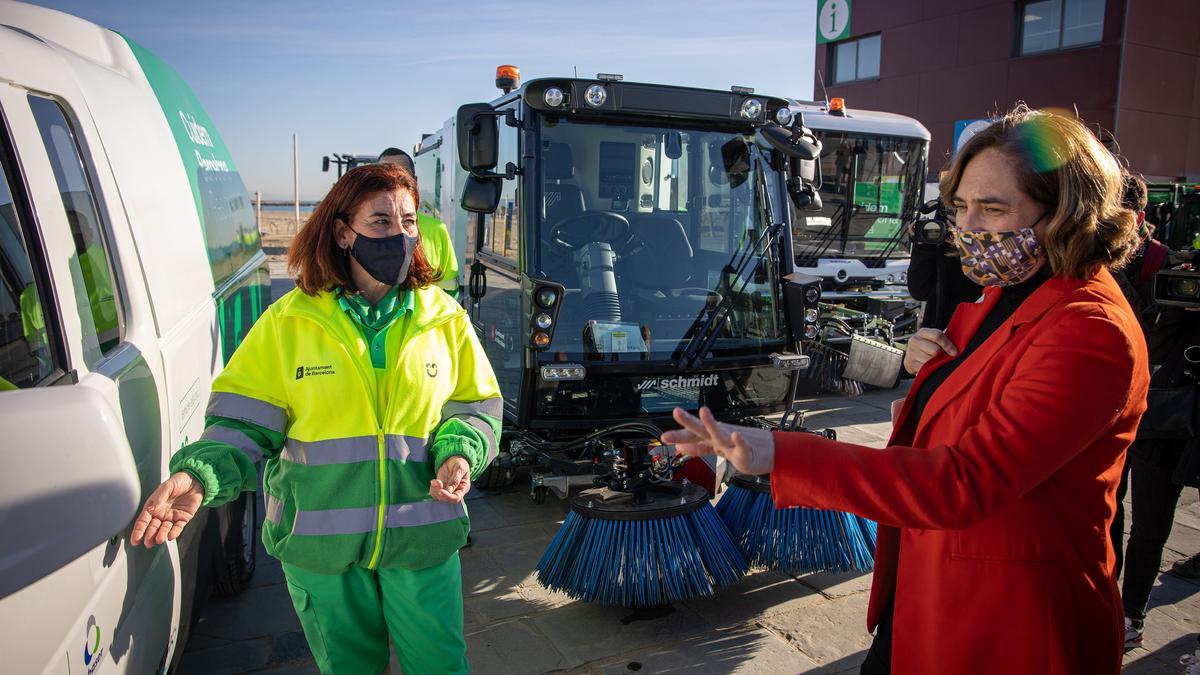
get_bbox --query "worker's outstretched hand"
[431,456,471,503]
[663,407,776,476]
[130,471,204,548]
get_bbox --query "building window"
[830,34,881,85]
[1019,0,1104,55]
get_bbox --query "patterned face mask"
[953,222,1047,287]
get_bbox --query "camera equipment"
[911,197,951,247]
[1153,251,1200,309]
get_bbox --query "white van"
[0,3,269,672]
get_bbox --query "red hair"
[288,163,438,294]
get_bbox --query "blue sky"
[34,0,817,200]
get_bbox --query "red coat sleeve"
[771,304,1145,530]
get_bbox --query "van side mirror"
[456,103,499,172]
[0,386,142,599]
[462,176,502,214]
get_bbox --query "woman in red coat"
[665,107,1149,675]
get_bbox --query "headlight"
[740,98,763,120]
[804,325,819,340]
[533,332,551,348]
[541,364,585,381]
[804,286,820,304]
[584,84,607,107]
[543,87,565,107]
[804,308,819,323]
[775,107,793,125]
[535,287,558,308]
[534,313,553,329]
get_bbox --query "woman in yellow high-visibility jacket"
[131,163,501,675]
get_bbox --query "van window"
[0,146,59,387]
[28,95,121,364]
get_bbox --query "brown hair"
[289,163,438,294]
[1121,172,1148,213]
[939,105,1139,278]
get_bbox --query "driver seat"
[543,142,585,226]
[624,217,713,320]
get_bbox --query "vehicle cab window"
[28,95,122,365]
[0,127,62,388]
[482,105,520,264]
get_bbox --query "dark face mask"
[349,229,418,286]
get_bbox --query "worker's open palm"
[431,456,471,503]
[130,472,204,548]
[663,407,776,476]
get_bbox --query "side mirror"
[461,175,502,214]
[0,386,141,599]
[761,122,822,161]
[456,103,499,172]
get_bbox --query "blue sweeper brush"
[716,474,876,574]
[536,480,748,607]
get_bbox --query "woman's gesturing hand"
[661,406,776,476]
[130,471,205,548]
[903,327,959,375]
[431,456,471,503]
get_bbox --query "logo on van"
[635,374,719,392]
[83,615,105,673]
[296,364,336,379]
[179,111,214,147]
[426,362,438,378]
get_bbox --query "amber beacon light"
[496,65,520,93]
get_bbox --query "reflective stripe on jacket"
[173,284,501,573]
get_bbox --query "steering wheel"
[549,212,633,252]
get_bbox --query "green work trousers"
[281,553,466,675]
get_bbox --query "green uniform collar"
[336,285,413,332]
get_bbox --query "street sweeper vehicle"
[417,67,876,607]
[0,3,269,672]
[784,98,931,394]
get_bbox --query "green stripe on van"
[122,36,262,289]
[123,37,270,361]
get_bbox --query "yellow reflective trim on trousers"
[368,429,386,569]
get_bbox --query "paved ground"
[178,269,1200,673]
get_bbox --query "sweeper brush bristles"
[716,475,876,574]
[536,484,748,607]
[801,340,865,397]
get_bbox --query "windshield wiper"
[673,155,782,370]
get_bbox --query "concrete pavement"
[178,382,1200,674]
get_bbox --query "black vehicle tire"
[212,491,257,597]
[531,485,548,505]
[476,452,515,489]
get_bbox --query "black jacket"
[907,242,983,330]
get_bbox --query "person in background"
[1113,173,1200,648]
[130,164,501,674]
[666,106,1148,674]
[905,194,982,331]
[1108,173,1169,583]
[379,147,460,297]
